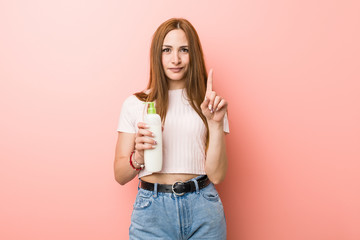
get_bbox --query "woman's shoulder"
[123,94,142,105]
[122,90,149,107]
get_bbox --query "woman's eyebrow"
[162,45,188,48]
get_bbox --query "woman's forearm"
[114,155,139,185]
[205,121,228,184]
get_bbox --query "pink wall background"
[1,0,359,239]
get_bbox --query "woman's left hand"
[200,69,228,123]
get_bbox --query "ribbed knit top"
[117,88,230,178]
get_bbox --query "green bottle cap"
[147,102,156,114]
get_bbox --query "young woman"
[114,18,229,239]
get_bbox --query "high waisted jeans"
[129,175,227,240]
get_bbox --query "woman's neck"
[168,79,185,90]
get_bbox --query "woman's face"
[162,29,189,89]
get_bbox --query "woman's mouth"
[169,68,183,73]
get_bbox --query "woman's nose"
[171,52,181,64]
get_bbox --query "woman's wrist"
[129,151,140,171]
[133,151,144,164]
[207,120,223,131]
[132,151,145,169]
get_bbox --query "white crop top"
[117,88,230,178]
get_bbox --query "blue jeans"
[129,175,227,240]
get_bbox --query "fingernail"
[151,132,155,137]
[154,140,157,145]
[208,105,212,111]
[152,145,156,148]
[216,107,219,111]
[145,124,150,128]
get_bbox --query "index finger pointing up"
[206,69,213,92]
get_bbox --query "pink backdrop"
[1,0,359,239]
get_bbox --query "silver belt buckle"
[172,181,185,196]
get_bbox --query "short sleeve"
[116,96,136,133]
[223,111,230,133]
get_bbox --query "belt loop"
[153,183,158,198]
[192,179,200,194]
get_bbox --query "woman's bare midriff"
[140,173,201,184]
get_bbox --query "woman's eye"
[162,48,170,52]
[181,48,189,52]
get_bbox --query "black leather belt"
[140,175,210,196]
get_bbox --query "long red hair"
[135,18,209,147]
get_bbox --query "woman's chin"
[167,75,186,82]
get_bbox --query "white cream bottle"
[144,102,163,172]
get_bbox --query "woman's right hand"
[134,122,157,164]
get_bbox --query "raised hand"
[200,69,228,123]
